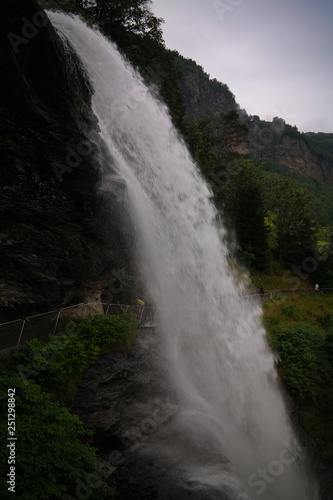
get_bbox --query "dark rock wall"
[72,329,234,500]
[0,0,134,320]
[176,56,238,120]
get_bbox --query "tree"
[217,160,271,271]
[267,178,315,264]
[76,0,164,43]
[183,115,219,176]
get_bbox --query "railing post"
[83,303,88,319]
[53,310,61,335]
[16,319,26,349]
[138,307,145,325]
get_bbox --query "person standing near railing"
[315,283,319,294]
[135,299,145,322]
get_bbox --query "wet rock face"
[72,329,236,500]
[72,330,177,450]
[0,0,134,320]
[175,56,238,121]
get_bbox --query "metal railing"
[0,302,157,355]
[0,287,331,355]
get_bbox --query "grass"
[263,292,333,331]
[251,261,314,292]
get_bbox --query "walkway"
[0,288,332,355]
[0,302,157,356]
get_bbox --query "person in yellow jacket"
[135,299,145,321]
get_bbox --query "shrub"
[0,375,113,499]
[271,322,327,402]
[76,313,137,351]
[0,313,137,498]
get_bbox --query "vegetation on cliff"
[263,293,333,464]
[0,313,137,499]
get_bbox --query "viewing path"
[0,288,332,355]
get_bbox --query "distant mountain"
[175,55,333,186]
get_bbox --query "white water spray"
[49,12,319,499]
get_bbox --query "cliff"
[175,57,333,187]
[0,0,134,320]
[247,118,333,186]
[175,55,238,119]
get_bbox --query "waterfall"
[49,12,319,499]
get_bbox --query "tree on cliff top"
[76,0,164,43]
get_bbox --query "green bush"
[0,313,137,498]
[0,313,137,404]
[281,304,302,321]
[76,313,137,351]
[271,322,327,402]
[0,375,113,499]
[264,296,333,461]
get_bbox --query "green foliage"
[264,160,333,225]
[76,0,164,43]
[75,312,137,350]
[0,375,113,499]
[263,177,315,264]
[270,322,326,402]
[183,115,219,176]
[264,295,333,461]
[228,161,270,271]
[1,314,137,404]
[301,132,333,163]
[305,132,333,155]
[0,314,137,498]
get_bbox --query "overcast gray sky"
[152,0,333,133]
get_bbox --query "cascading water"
[49,11,319,499]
